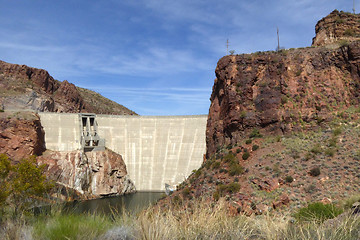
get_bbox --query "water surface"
[63,192,164,215]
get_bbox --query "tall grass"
[1,199,359,239]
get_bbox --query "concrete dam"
[39,113,207,192]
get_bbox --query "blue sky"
[0,0,354,115]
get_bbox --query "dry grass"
[0,199,359,239]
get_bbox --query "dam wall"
[39,113,207,191]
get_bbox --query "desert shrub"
[328,137,337,147]
[294,202,343,223]
[285,176,294,183]
[325,148,336,157]
[344,28,356,36]
[304,184,317,194]
[309,167,321,177]
[249,128,262,138]
[236,148,241,154]
[240,111,246,118]
[213,191,220,201]
[224,153,236,163]
[281,95,288,104]
[333,127,342,136]
[0,109,4,112]
[219,168,228,174]
[252,145,259,151]
[212,161,221,169]
[229,163,244,176]
[339,39,349,47]
[310,144,322,154]
[194,169,202,178]
[172,195,182,205]
[217,183,241,196]
[242,152,250,160]
[182,187,191,198]
[342,194,360,209]
[245,139,252,144]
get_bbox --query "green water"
[62,192,164,215]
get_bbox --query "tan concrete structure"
[39,113,207,191]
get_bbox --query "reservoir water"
[62,192,164,215]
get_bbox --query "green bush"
[249,129,262,138]
[309,167,321,177]
[229,163,244,176]
[333,127,342,136]
[224,153,236,163]
[194,169,202,178]
[285,176,294,183]
[252,145,259,151]
[294,202,343,223]
[242,152,250,160]
[245,139,252,144]
[212,161,221,169]
[325,148,336,157]
[344,28,356,36]
[310,144,322,154]
[217,183,241,196]
[182,187,191,198]
[0,109,4,112]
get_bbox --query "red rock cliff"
[207,41,360,156]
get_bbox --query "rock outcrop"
[207,41,360,156]
[312,10,360,46]
[38,149,136,199]
[0,111,45,161]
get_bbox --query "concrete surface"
[39,113,207,191]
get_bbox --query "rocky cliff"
[160,10,360,215]
[207,40,360,156]
[0,60,136,115]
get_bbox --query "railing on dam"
[39,113,207,192]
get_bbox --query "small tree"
[0,154,53,214]
[10,156,53,212]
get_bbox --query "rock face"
[0,112,45,161]
[312,10,360,46]
[38,149,136,198]
[206,41,360,156]
[0,60,137,115]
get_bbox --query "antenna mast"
[226,39,229,54]
[353,0,356,14]
[277,27,280,51]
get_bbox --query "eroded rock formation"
[38,149,136,198]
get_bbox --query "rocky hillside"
[159,10,360,214]
[0,60,136,115]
